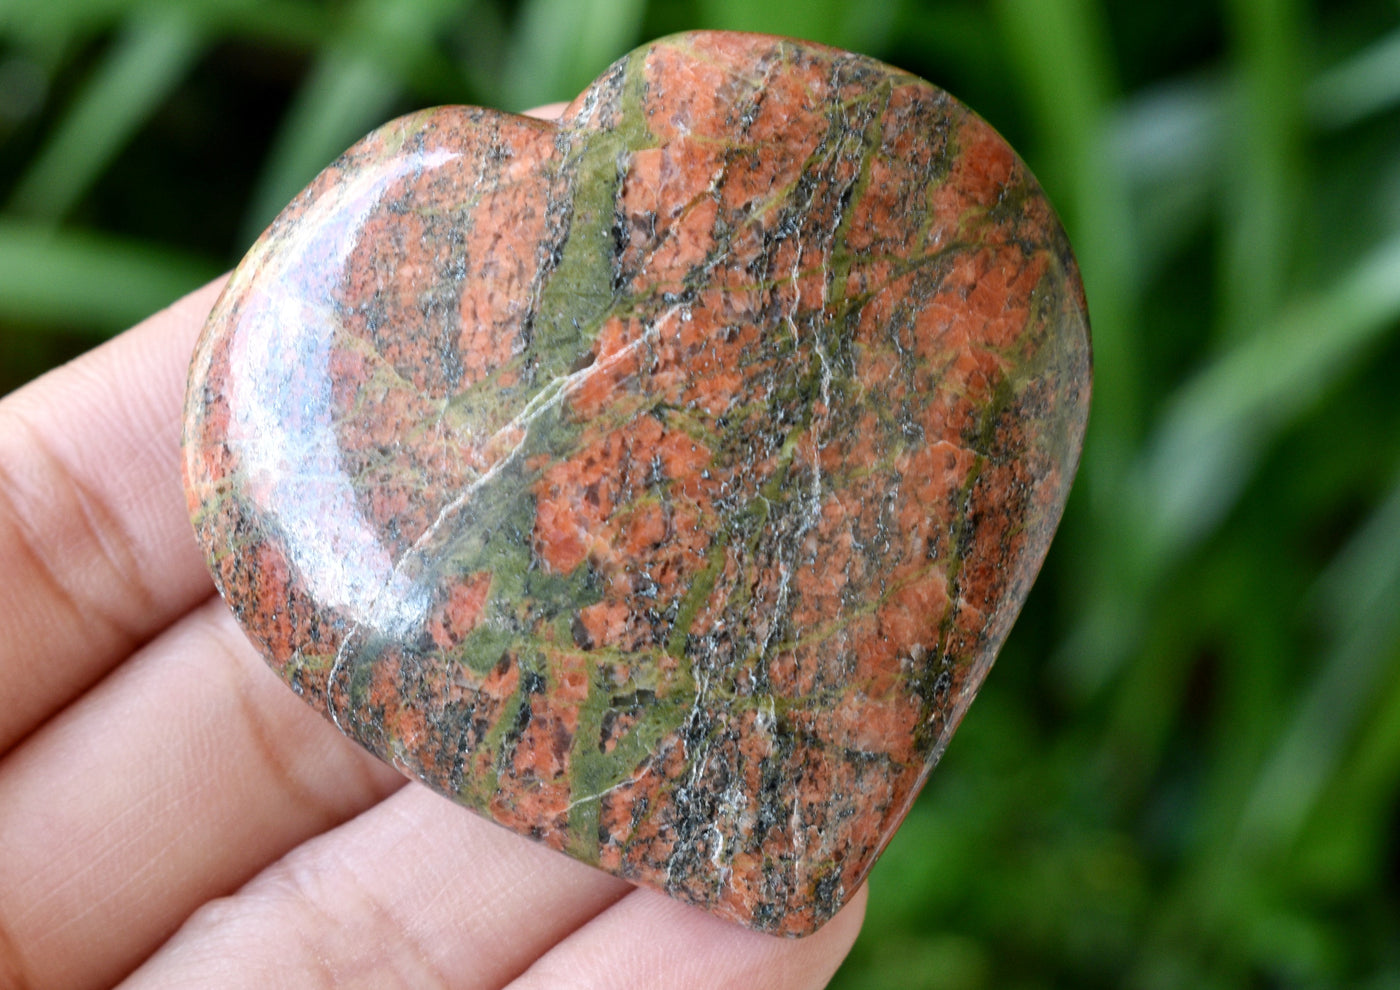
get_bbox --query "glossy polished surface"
[183,31,1091,935]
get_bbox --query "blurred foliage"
[3,0,1400,985]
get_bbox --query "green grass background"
[4,0,1400,985]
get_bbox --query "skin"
[0,104,866,989]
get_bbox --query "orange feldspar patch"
[427,571,492,650]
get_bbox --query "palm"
[0,279,865,988]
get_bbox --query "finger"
[0,599,403,990]
[512,884,862,985]
[509,884,862,990]
[121,784,633,990]
[0,278,225,754]
[507,885,868,990]
[523,102,567,120]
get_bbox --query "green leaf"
[0,220,219,332]
[1219,0,1308,339]
[1309,24,1400,129]
[1236,471,1400,856]
[1059,232,1400,699]
[502,0,646,111]
[695,0,898,52]
[0,0,133,46]
[7,9,203,222]
[193,0,334,52]
[1110,77,1224,275]
[238,53,401,244]
[237,0,466,244]
[1138,234,1400,563]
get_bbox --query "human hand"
[0,276,866,989]
[0,103,867,986]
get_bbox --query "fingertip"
[523,102,568,121]
[508,882,869,990]
[832,881,869,943]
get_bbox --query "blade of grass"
[887,4,1003,103]
[1219,0,1307,340]
[1112,21,1400,278]
[237,56,398,244]
[1114,21,1400,176]
[1062,231,1400,698]
[0,0,332,49]
[237,0,464,245]
[1292,634,1400,894]
[1110,75,1225,275]
[502,0,645,111]
[0,0,132,45]
[1137,233,1400,566]
[1309,23,1400,128]
[192,0,335,55]
[1235,467,1400,857]
[695,0,898,52]
[0,220,220,331]
[7,8,203,222]
[450,0,510,106]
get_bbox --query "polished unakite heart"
[183,31,1090,935]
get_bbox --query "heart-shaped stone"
[183,31,1090,935]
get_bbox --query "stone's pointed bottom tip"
[182,30,1090,936]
